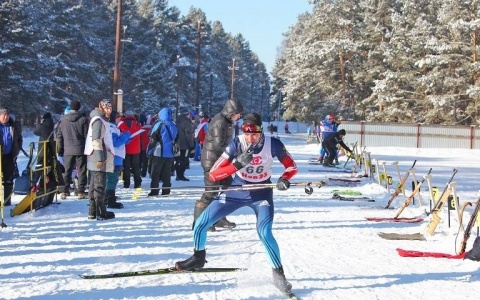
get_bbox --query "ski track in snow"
[1,129,480,299]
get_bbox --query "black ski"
[80,267,245,279]
[332,194,375,202]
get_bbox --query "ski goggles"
[241,123,262,133]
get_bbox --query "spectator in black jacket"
[193,99,243,231]
[0,107,23,206]
[56,100,88,199]
[34,112,65,195]
[322,129,352,167]
[175,108,194,181]
[34,113,56,166]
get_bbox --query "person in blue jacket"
[318,114,339,163]
[105,111,131,208]
[147,107,178,196]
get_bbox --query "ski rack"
[394,168,432,219]
[409,167,423,207]
[384,160,417,209]
[392,161,404,196]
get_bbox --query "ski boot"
[214,217,236,229]
[88,198,96,220]
[106,189,123,208]
[175,249,206,270]
[272,267,292,293]
[323,158,335,168]
[96,198,115,220]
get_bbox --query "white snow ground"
[1,129,480,300]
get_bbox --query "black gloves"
[233,149,253,170]
[277,177,290,191]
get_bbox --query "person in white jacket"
[84,99,115,220]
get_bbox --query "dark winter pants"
[122,153,142,188]
[175,150,189,179]
[193,170,233,222]
[1,153,15,205]
[62,155,87,193]
[322,141,337,164]
[140,151,148,177]
[150,157,173,195]
[88,170,106,214]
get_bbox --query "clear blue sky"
[168,0,313,73]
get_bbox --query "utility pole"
[209,72,213,116]
[228,58,239,100]
[260,78,265,118]
[195,20,201,112]
[112,0,122,111]
[250,63,257,112]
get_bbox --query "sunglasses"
[241,123,262,133]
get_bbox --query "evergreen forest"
[2,0,480,125]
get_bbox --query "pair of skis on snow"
[81,267,301,299]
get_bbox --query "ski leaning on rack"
[80,267,245,279]
[384,160,417,209]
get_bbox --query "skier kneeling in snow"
[175,112,298,294]
[321,129,352,167]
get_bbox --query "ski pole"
[145,180,328,195]
[20,148,30,158]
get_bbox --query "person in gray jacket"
[84,99,115,220]
[175,108,194,181]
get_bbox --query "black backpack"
[13,142,35,195]
[465,236,480,261]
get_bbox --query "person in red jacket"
[118,111,143,188]
[195,116,209,148]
